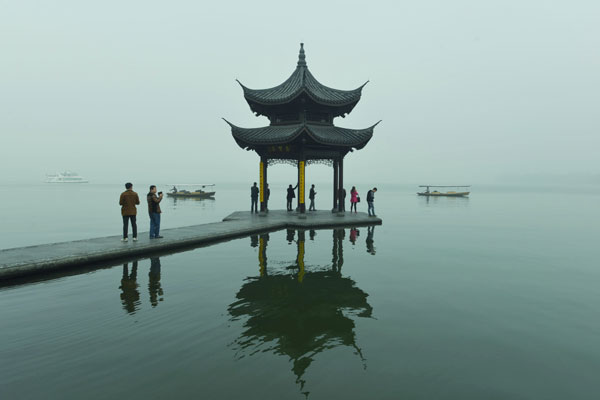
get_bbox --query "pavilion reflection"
[229,228,376,394]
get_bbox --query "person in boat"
[171,186,177,193]
[147,185,164,239]
[309,184,317,211]
[350,186,359,213]
[250,182,259,213]
[287,183,298,211]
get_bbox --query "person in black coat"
[309,184,317,211]
[338,187,347,211]
[250,182,259,213]
[265,184,270,212]
[366,187,377,216]
[286,183,298,211]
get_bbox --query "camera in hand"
[158,191,163,195]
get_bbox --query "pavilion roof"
[223,120,380,150]
[237,44,368,109]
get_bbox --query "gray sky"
[1,0,598,185]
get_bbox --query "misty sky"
[1,0,598,185]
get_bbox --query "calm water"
[1,183,600,399]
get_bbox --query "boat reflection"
[229,228,375,395]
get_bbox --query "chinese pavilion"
[224,43,379,213]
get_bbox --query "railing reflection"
[230,227,376,395]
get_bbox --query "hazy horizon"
[1,0,598,186]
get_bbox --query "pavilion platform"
[0,210,381,280]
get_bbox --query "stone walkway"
[0,210,381,280]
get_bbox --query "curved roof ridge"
[237,43,366,107]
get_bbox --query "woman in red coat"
[350,186,359,213]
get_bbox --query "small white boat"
[45,172,89,183]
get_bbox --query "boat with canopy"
[167,184,216,199]
[417,185,470,197]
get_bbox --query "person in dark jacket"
[265,184,270,212]
[147,185,163,238]
[309,184,317,211]
[119,182,140,242]
[287,183,298,211]
[366,187,377,216]
[250,182,259,213]
[338,187,347,211]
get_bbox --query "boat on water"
[167,184,216,199]
[417,185,470,197]
[45,172,89,183]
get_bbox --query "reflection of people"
[250,234,259,248]
[332,229,344,272]
[250,182,259,213]
[367,187,377,217]
[119,182,140,242]
[119,261,139,314]
[149,258,163,307]
[309,229,316,240]
[147,185,164,239]
[286,229,295,243]
[349,227,359,244]
[309,184,317,211]
[350,186,358,213]
[366,226,376,255]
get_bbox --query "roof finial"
[297,42,307,67]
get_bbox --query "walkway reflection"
[231,228,376,395]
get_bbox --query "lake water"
[1,183,599,399]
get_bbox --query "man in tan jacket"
[119,182,140,242]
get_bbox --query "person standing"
[286,183,298,211]
[147,185,163,239]
[265,183,270,212]
[338,187,347,212]
[119,182,140,242]
[367,187,377,217]
[350,186,359,213]
[309,184,317,211]
[250,182,259,213]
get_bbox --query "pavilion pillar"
[338,157,345,212]
[298,160,306,213]
[332,160,339,212]
[260,157,268,212]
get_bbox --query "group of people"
[250,183,378,216]
[119,182,164,241]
